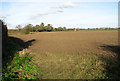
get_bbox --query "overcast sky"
[0,0,119,29]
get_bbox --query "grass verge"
[2,38,42,80]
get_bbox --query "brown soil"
[10,31,118,57]
[9,30,119,79]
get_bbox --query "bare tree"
[16,25,22,31]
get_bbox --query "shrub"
[21,27,30,34]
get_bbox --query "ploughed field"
[9,30,119,79]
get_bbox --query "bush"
[21,27,30,34]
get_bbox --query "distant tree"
[39,22,45,31]
[21,26,29,34]
[40,22,44,27]
[32,27,36,32]
[23,28,29,34]
[67,28,74,31]
[25,24,33,32]
[21,24,33,34]
[35,25,40,32]
[58,27,63,31]
[63,27,66,31]
[96,28,98,30]
[54,28,58,31]
[16,25,22,31]
[27,24,33,32]
[45,24,53,32]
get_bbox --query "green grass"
[2,38,42,80]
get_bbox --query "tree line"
[16,22,74,34]
[16,22,118,34]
